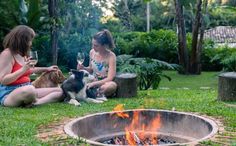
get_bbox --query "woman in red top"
[0,25,64,107]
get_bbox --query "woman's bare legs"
[100,81,117,97]
[3,85,36,107]
[34,87,63,105]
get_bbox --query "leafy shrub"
[114,29,178,63]
[116,54,178,90]
[221,53,236,71]
[202,45,236,71]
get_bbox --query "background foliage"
[0,0,236,72]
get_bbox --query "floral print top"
[90,52,109,80]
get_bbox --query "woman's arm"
[87,52,116,88]
[31,65,58,74]
[0,50,30,85]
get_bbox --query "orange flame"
[124,111,161,145]
[112,105,161,145]
[112,104,129,118]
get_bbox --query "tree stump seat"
[218,72,236,101]
[114,73,137,98]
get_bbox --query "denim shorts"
[0,82,31,105]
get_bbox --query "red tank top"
[9,60,31,85]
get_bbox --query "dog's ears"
[71,69,84,79]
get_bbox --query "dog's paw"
[86,98,104,104]
[74,102,81,106]
[68,99,81,106]
[94,99,104,104]
[96,96,108,102]
[97,100,104,103]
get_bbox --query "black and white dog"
[61,69,104,106]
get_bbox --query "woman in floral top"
[77,29,117,97]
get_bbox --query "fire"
[112,104,129,118]
[112,105,161,145]
[125,111,161,145]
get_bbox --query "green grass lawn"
[0,71,236,145]
[159,71,219,89]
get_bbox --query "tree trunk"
[190,0,202,74]
[196,0,208,74]
[123,0,132,30]
[174,0,189,74]
[146,2,150,32]
[48,0,58,65]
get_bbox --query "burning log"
[101,134,176,145]
[114,137,123,145]
[133,132,142,145]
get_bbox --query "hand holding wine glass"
[77,52,85,70]
[29,51,38,66]
[77,52,85,64]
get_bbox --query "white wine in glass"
[77,52,85,65]
[29,51,38,75]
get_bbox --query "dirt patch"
[36,117,75,144]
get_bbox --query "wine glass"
[77,52,85,65]
[29,51,38,75]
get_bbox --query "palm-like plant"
[117,54,179,90]
[221,53,236,72]
[19,0,44,29]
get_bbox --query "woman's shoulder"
[0,49,12,58]
[107,51,116,63]
[0,49,14,65]
[108,51,116,58]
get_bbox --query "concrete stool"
[114,73,137,98]
[218,72,236,101]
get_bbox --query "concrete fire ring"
[64,109,218,145]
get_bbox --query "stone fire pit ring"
[64,109,218,145]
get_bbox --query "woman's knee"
[57,87,63,93]
[51,87,63,93]
[20,86,36,100]
[22,85,36,95]
[4,85,36,106]
[54,87,64,101]
[101,82,117,96]
[58,88,64,100]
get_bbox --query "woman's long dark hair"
[93,29,115,49]
[3,25,35,56]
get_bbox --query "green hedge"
[114,30,236,72]
[114,29,178,63]
[202,45,236,71]
[32,28,236,72]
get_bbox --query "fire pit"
[64,109,218,145]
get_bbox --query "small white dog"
[61,69,104,106]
